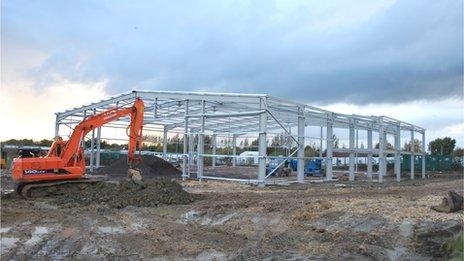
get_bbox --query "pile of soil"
[53,179,193,208]
[97,155,181,179]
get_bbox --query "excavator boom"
[12,98,145,186]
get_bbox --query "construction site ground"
[1,173,463,260]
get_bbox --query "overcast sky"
[1,0,463,147]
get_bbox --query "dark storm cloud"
[2,0,462,104]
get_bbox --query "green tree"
[375,142,394,150]
[403,139,422,152]
[453,147,463,157]
[332,134,339,148]
[429,137,456,155]
[251,138,259,146]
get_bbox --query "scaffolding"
[55,90,426,185]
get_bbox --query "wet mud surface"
[1,173,463,260]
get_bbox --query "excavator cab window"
[17,149,41,158]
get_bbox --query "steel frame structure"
[55,90,426,186]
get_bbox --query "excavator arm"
[58,98,144,167]
[12,98,145,184]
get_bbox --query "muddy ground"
[1,173,463,260]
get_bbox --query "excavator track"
[16,176,107,198]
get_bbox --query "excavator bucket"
[127,168,145,188]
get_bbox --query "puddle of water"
[130,221,144,231]
[97,226,125,234]
[184,210,201,222]
[1,237,19,253]
[399,220,413,238]
[34,201,59,210]
[25,226,50,247]
[387,247,407,261]
[0,227,11,233]
[200,217,212,225]
[251,215,267,225]
[196,249,227,260]
[211,212,237,226]
[353,218,383,233]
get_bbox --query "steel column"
[90,128,95,172]
[81,110,87,149]
[232,134,237,167]
[188,131,194,177]
[367,127,373,180]
[410,130,415,180]
[349,123,355,181]
[96,127,101,168]
[378,124,386,182]
[163,126,168,160]
[197,100,206,179]
[394,125,401,182]
[422,132,426,178]
[326,114,333,180]
[212,133,217,168]
[54,116,60,137]
[182,100,189,180]
[258,98,268,186]
[355,128,358,173]
[319,126,323,157]
[297,107,305,183]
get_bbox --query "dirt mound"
[97,155,181,179]
[53,179,193,208]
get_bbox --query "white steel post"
[319,126,323,157]
[96,127,101,168]
[163,126,168,160]
[182,100,189,180]
[355,128,358,173]
[287,125,292,157]
[54,116,60,137]
[326,114,333,180]
[89,109,96,172]
[395,125,401,182]
[81,110,87,149]
[258,98,268,186]
[410,130,415,180]
[197,100,206,180]
[378,123,386,183]
[367,127,373,180]
[297,107,305,183]
[212,133,217,168]
[349,122,355,181]
[232,134,237,167]
[90,128,95,172]
[188,131,194,177]
[422,131,426,178]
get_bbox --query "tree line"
[1,136,462,157]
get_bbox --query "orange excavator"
[12,98,145,196]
